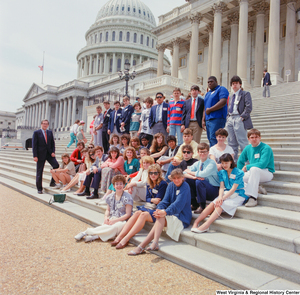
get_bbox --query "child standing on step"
[74,175,133,243]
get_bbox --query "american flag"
[38,65,43,71]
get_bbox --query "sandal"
[146,241,159,251]
[127,245,145,256]
[115,241,129,249]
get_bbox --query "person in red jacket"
[70,141,85,172]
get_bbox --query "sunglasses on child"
[183,151,191,154]
[149,172,159,175]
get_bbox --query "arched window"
[116,5,119,11]
[126,32,130,42]
[152,39,154,48]
[90,36,92,44]
[140,34,143,45]
[139,9,141,14]
[128,6,130,11]
[133,60,136,66]
[117,58,121,71]
[106,32,109,41]
[98,59,101,73]
[109,58,113,72]
[122,5,124,11]
[111,6,114,11]
[133,33,137,43]
[119,31,123,41]
[95,34,97,43]
[100,33,102,42]
[133,8,136,12]
[146,36,149,46]
[112,31,116,41]
[125,59,129,64]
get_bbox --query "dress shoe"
[77,191,90,196]
[115,241,129,249]
[110,240,119,247]
[49,183,56,187]
[86,193,99,199]
[194,207,204,214]
[37,190,43,194]
[191,227,209,233]
[191,205,199,211]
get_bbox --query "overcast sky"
[0,0,184,113]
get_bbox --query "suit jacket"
[227,90,253,130]
[121,104,134,133]
[102,108,112,131]
[32,129,55,161]
[181,96,204,128]
[108,109,123,134]
[263,72,271,86]
[149,102,168,130]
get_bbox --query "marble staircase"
[1,82,300,290]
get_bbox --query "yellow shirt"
[174,140,200,162]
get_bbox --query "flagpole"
[42,51,45,84]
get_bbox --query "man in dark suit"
[32,119,59,194]
[149,92,168,142]
[101,101,113,153]
[181,85,204,143]
[263,69,271,97]
[108,101,123,138]
[120,96,134,134]
[226,75,253,162]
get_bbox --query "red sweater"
[70,148,85,165]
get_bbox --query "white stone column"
[171,38,181,78]
[31,105,34,126]
[103,53,108,74]
[84,56,88,76]
[67,97,72,127]
[227,12,239,82]
[77,60,80,78]
[36,103,40,127]
[212,2,226,82]
[100,55,103,74]
[28,106,32,126]
[237,0,251,89]
[188,13,202,83]
[45,100,50,122]
[89,55,93,75]
[58,100,63,129]
[284,0,296,82]
[54,101,59,130]
[156,44,165,77]
[268,0,283,84]
[63,98,68,127]
[206,23,214,79]
[222,29,231,87]
[139,55,142,64]
[130,54,134,66]
[112,53,117,73]
[253,2,268,87]
[82,97,89,131]
[32,104,36,127]
[121,53,125,70]
[96,53,99,74]
[72,96,77,123]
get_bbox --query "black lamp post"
[6,126,10,138]
[118,62,136,96]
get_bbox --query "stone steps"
[1,176,300,289]
[273,170,300,183]
[263,180,300,196]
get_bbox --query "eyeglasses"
[156,96,163,99]
[149,172,159,175]
[183,151,191,154]
[89,153,95,156]
[198,151,208,154]
[88,146,93,148]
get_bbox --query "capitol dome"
[76,0,169,81]
[95,0,156,27]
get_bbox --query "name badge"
[176,107,181,111]
[117,114,121,116]
[163,108,167,111]
[107,114,110,117]
[234,100,239,105]
[124,109,128,112]
[229,174,236,179]
[116,203,123,209]
[176,190,180,195]
[211,91,215,94]
[254,153,260,159]
[129,165,133,169]
[152,189,158,194]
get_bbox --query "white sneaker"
[258,186,267,195]
[84,235,98,243]
[245,198,258,207]
[74,232,86,241]
[61,189,70,193]
[54,183,62,189]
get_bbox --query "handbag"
[49,194,66,205]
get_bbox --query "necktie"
[229,94,236,114]
[200,163,203,171]
[44,130,47,143]
[191,98,196,119]
[104,110,107,118]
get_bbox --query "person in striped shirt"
[167,88,185,145]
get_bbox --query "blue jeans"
[169,124,183,145]
[206,118,226,147]
[67,133,78,148]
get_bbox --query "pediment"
[23,83,46,102]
